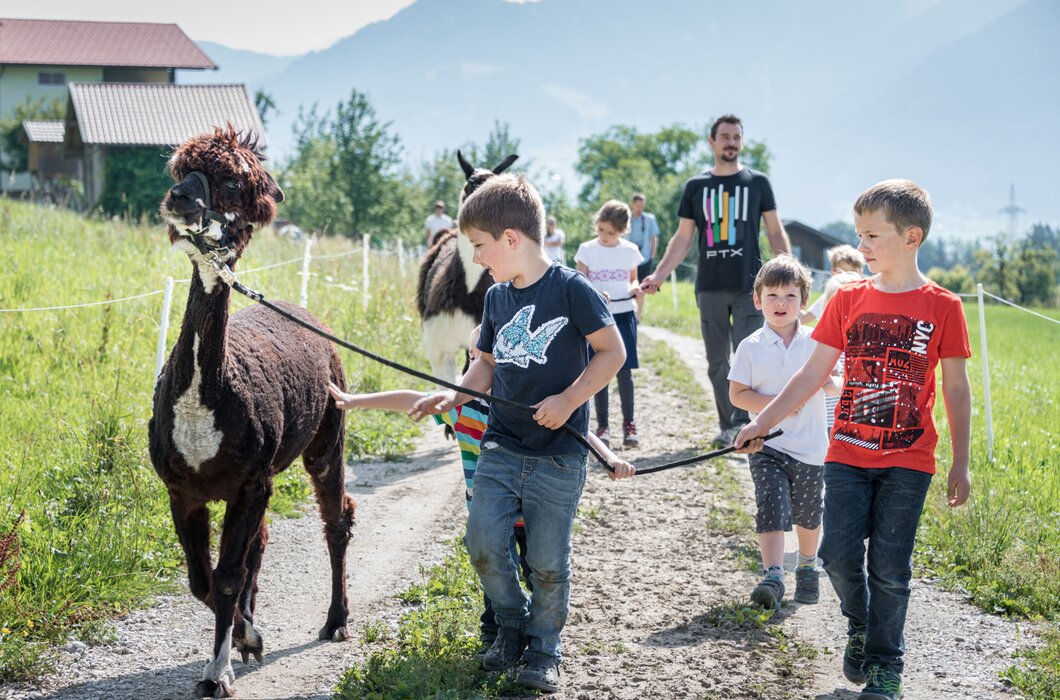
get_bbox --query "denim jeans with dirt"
[464,442,586,664]
[818,462,933,674]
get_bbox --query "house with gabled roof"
[0,17,217,196]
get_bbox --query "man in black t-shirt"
[643,115,791,447]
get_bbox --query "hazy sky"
[4,1,419,55]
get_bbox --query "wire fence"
[4,242,1058,462]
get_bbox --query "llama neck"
[171,265,231,399]
[456,234,485,291]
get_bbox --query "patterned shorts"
[748,446,824,533]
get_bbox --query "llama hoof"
[195,679,234,698]
[319,624,350,642]
[234,626,264,664]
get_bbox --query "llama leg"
[233,517,268,664]
[196,480,271,699]
[169,493,213,609]
[303,405,355,642]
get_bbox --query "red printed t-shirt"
[811,279,970,474]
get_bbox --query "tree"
[1013,242,1057,306]
[254,90,277,130]
[279,90,403,238]
[974,236,1019,301]
[927,265,975,295]
[0,96,65,172]
[821,220,858,246]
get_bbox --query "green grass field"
[0,200,428,679]
[643,278,1060,695]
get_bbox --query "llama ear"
[457,150,475,179]
[492,154,518,174]
[266,171,285,203]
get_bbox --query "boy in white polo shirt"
[728,255,837,609]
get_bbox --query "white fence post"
[299,237,314,308]
[670,271,678,311]
[362,233,370,311]
[976,283,994,461]
[154,276,175,380]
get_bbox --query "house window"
[38,72,66,86]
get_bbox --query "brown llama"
[417,151,517,381]
[149,126,355,698]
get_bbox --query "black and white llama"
[417,151,517,381]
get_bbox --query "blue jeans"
[818,462,933,674]
[464,442,587,663]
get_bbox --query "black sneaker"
[517,655,561,693]
[711,426,740,449]
[481,626,527,672]
[750,575,785,610]
[794,566,820,604]
[858,664,903,700]
[843,630,867,684]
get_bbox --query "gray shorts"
[748,446,824,533]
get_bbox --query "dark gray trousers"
[696,289,763,431]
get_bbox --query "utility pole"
[999,184,1025,239]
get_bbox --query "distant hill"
[185,0,1058,239]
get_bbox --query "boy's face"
[854,209,920,275]
[465,226,517,283]
[754,283,803,331]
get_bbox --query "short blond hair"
[753,254,813,305]
[853,179,933,245]
[458,174,544,243]
[827,244,865,273]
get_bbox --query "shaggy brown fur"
[150,126,355,698]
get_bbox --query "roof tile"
[0,18,215,69]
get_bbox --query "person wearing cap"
[425,200,455,247]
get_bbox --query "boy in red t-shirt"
[734,180,972,700]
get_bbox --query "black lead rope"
[209,262,780,475]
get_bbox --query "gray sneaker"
[517,655,561,693]
[481,627,526,672]
[711,426,741,449]
[843,630,867,684]
[794,566,820,604]
[750,575,785,610]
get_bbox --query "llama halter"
[173,170,237,266]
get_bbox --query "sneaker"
[858,664,903,700]
[622,420,639,447]
[481,627,527,672]
[749,575,785,610]
[517,655,561,693]
[843,630,867,684]
[794,566,820,604]
[711,426,741,449]
[594,425,611,448]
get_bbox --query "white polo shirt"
[728,321,828,465]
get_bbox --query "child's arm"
[587,431,636,480]
[733,344,841,451]
[627,268,643,298]
[408,353,495,420]
[729,381,775,414]
[328,382,422,412]
[940,356,972,507]
[531,325,625,430]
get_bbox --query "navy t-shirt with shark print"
[477,263,614,456]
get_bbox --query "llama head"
[162,125,285,262]
[456,150,518,202]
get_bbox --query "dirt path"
[8,327,1028,700]
[605,325,1022,699]
[7,428,466,700]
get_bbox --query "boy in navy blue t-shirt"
[413,174,626,693]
